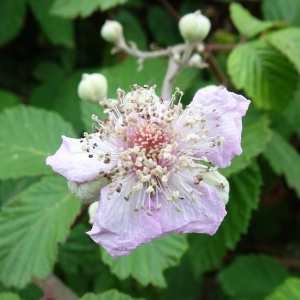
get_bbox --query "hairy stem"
[33,274,78,300]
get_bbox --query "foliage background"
[0,0,300,299]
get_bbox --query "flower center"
[130,123,171,155]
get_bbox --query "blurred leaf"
[0,176,81,288]
[222,108,271,177]
[0,105,76,180]
[284,79,300,138]
[219,255,289,300]
[187,163,262,276]
[81,101,107,132]
[104,57,166,96]
[31,63,83,133]
[29,0,74,48]
[0,0,26,46]
[0,292,21,300]
[115,9,147,49]
[0,177,41,207]
[160,255,203,300]
[230,3,280,38]
[263,130,300,198]
[266,27,300,74]
[266,277,300,300]
[101,234,188,288]
[262,0,300,27]
[58,224,117,295]
[50,0,128,18]
[0,90,21,112]
[80,289,144,300]
[147,5,181,46]
[228,40,298,110]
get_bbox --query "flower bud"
[88,201,98,224]
[203,171,229,205]
[188,53,202,67]
[100,20,123,43]
[78,73,107,104]
[179,11,211,42]
[68,176,109,204]
[198,85,221,94]
[123,85,160,110]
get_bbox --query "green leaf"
[222,107,271,177]
[0,0,26,46]
[230,3,279,38]
[29,0,74,48]
[0,90,21,112]
[187,163,262,276]
[219,255,289,300]
[228,40,298,110]
[115,9,147,49]
[0,292,21,300]
[0,105,76,180]
[50,0,128,19]
[266,27,300,74]
[31,63,83,133]
[81,101,107,132]
[0,177,41,207]
[266,277,300,300]
[262,0,300,27]
[263,130,300,198]
[0,176,81,288]
[80,289,143,300]
[101,234,188,288]
[147,5,181,46]
[284,79,300,138]
[104,57,167,97]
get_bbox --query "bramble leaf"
[0,176,81,288]
[50,0,128,19]
[29,0,74,48]
[266,27,300,74]
[187,163,262,277]
[266,277,300,300]
[230,3,281,38]
[262,0,300,27]
[263,130,300,198]
[228,40,298,110]
[0,105,76,179]
[219,255,289,299]
[101,234,188,288]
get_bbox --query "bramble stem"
[33,274,78,300]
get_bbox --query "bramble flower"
[46,85,250,258]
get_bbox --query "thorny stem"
[33,274,78,300]
[158,0,180,21]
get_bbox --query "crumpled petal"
[186,88,250,168]
[158,175,226,235]
[88,177,163,258]
[46,136,115,183]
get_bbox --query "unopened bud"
[68,176,109,204]
[179,11,211,42]
[188,53,202,67]
[100,20,123,43]
[202,171,229,204]
[78,73,107,103]
[88,201,98,224]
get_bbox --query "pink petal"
[159,176,227,235]
[188,88,250,168]
[88,178,163,258]
[46,136,115,183]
